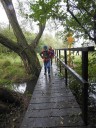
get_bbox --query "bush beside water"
[0,53,30,86]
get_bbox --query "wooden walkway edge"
[20,64,87,128]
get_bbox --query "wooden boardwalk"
[20,64,87,128]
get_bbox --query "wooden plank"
[21,116,85,128]
[32,91,73,99]
[32,92,73,98]
[30,96,77,104]
[28,101,79,110]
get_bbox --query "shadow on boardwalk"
[20,64,87,128]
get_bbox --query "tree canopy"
[65,0,96,44]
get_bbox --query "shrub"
[2,60,11,68]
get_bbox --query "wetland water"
[12,80,37,94]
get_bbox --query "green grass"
[0,53,30,85]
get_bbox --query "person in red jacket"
[49,46,54,66]
[40,45,51,77]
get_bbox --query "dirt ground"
[0,94,31,128]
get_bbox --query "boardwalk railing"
[55,46,94,125]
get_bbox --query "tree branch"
[1,0,28,47]
[0,34,20,53]
[31,23,46,48]
[67,0,94,41]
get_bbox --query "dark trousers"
[44,61,50,74]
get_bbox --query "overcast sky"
[0,4,9,24]
[0,0,18,25]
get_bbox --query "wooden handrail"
[55,46,94,51]
[55,46,95,125]
[56,57,88,84]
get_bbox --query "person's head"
[43,45,48,50]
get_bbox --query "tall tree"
[0,1,51,77]
[0,0,63,78]
[0,0,43,77]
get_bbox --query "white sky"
[0,4,9,24]
[0,0,18,25]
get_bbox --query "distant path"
[20,63,86,128]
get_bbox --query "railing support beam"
[82,51,88,125]
[64,50,68,86]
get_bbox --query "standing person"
[49,46,54,66]
[40,45,51,77]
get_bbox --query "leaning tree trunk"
[19,46,41,77]
[0,34,41,77]
[1,0,41,77]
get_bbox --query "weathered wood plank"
[25,107,81,118]
[30,96,77,104]
[32,90,73,98]
[28,101,79,110]
[21,116,85,128]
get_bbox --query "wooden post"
[68,44,71,66]
[57,50,59,65]
[64,50,68,86]
[82,51,88,125]
[59,50,61,73]
[55,50,56,63]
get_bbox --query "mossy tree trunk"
[0,0,46,77]
[19,46,41,76]
[0,33,41,77]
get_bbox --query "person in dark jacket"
[40,45,51,77]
